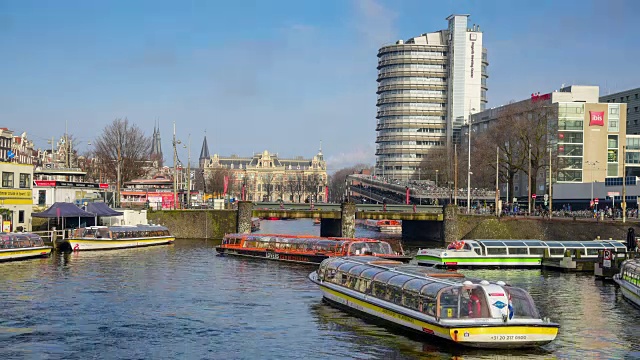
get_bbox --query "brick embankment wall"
[458,216,636,241]
[148,210,237,239]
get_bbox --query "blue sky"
[1,0,639,171]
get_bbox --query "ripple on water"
[0,225,639,359]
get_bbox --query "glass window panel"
[608,135,618,149]
[608,163,619,177]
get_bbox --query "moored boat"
[216,233,412,264]
[362,219,402,233]
[0,232,52,262]
[309,256,559,348]
[62,225,174,251]
[416,239,627,268]
[613,258,640,308]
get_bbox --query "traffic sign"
[544,194,549,201]
[532,194,537,199]
[607,191,620,197]
[595,198,599,204]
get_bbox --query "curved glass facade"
[376,44,448,179]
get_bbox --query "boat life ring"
[447,242,457,250]
[455,241,465,250]
[468,294,481,318]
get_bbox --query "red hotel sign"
[34,180,56,187]
[589,111,604,126]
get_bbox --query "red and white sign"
[595,198,599,204]
[34,180,56,187]
[532,194,537,199]
[99,183,109,189]
[589,111,605,126]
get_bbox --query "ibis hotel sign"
[589,111,605,126]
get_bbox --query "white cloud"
[326,144,376,173]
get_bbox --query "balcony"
[377,56,447,69]
[377,69,447,81]
[376,95,446,106]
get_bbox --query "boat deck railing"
[32,230,67,245]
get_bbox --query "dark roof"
[33,202,96,218]
[199,136,210,160]
[84,202,123,217]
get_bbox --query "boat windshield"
[438,285,491,319]
[349,241,393,255]
[621,259,640,287]
[504,287,540,319]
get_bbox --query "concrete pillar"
[442,204,458,244]
[341,202,356,238]
[237,201,253,234]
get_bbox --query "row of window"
[377,115,446,122]
[379,89,445,97]
[380,64,446,72]
[379,78,447,86]
[377,153,425,159]
[378,141,445,146]
[2,172,31,188]
[379,103,444,110]
[379,51,447,59]
[606,93,640,103]
[378,128,446,134]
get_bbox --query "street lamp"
[172,121,182,210]
[435,169,439,188]
[585,160,599,207]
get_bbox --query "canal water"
[1,219,639,359]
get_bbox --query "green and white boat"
[416,239,627,268]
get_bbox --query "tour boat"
[309,256,559,349]
[362,219,402,233]
[216,233,412,264]
[0,232,52,261]
[62,225,174,251]
[416,239,628,268]
[251,217,261,232]
[613,258,640,308]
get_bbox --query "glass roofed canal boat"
[216,233,412,264]
[613,258,640,308]
[415,239,628,268]
[309,256,559,349]
[63,225,174,251]
[0,232,52,261]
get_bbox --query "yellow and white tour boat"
[64,225,174,251]
[0,232,52,261]
[309,256,559,349]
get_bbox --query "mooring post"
[237,201,253,234]
[341,202,356,238]
[443,204,458,244]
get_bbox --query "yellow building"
[0,162,34,231]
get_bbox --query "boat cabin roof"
[470,239,626,250]
[322,256,501,298]
[0,232,43,241]
[79,225,169,233]
[621,258,640,275]
[225,234,387,246]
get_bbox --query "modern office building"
[375,14,488,180]
[600,87,640,135]
[466,85,637,206]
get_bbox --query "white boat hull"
[0,246,52,261]
[614,275,640,308]
[65,237,175,251]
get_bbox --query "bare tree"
[276,174,286,201]
[305,174,322,202]
[92,118,152,190]
[418,147,450,186]
[206,167,231,197]
[262,173,275,201]
[293,174,305,203]
[328,164,373,202]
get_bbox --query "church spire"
[199,131,210,168]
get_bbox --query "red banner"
[406,187,410,204]
[223,176,229,196]
[325,186,329,202]
[589,111,604,126]
[34,180,56,187]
